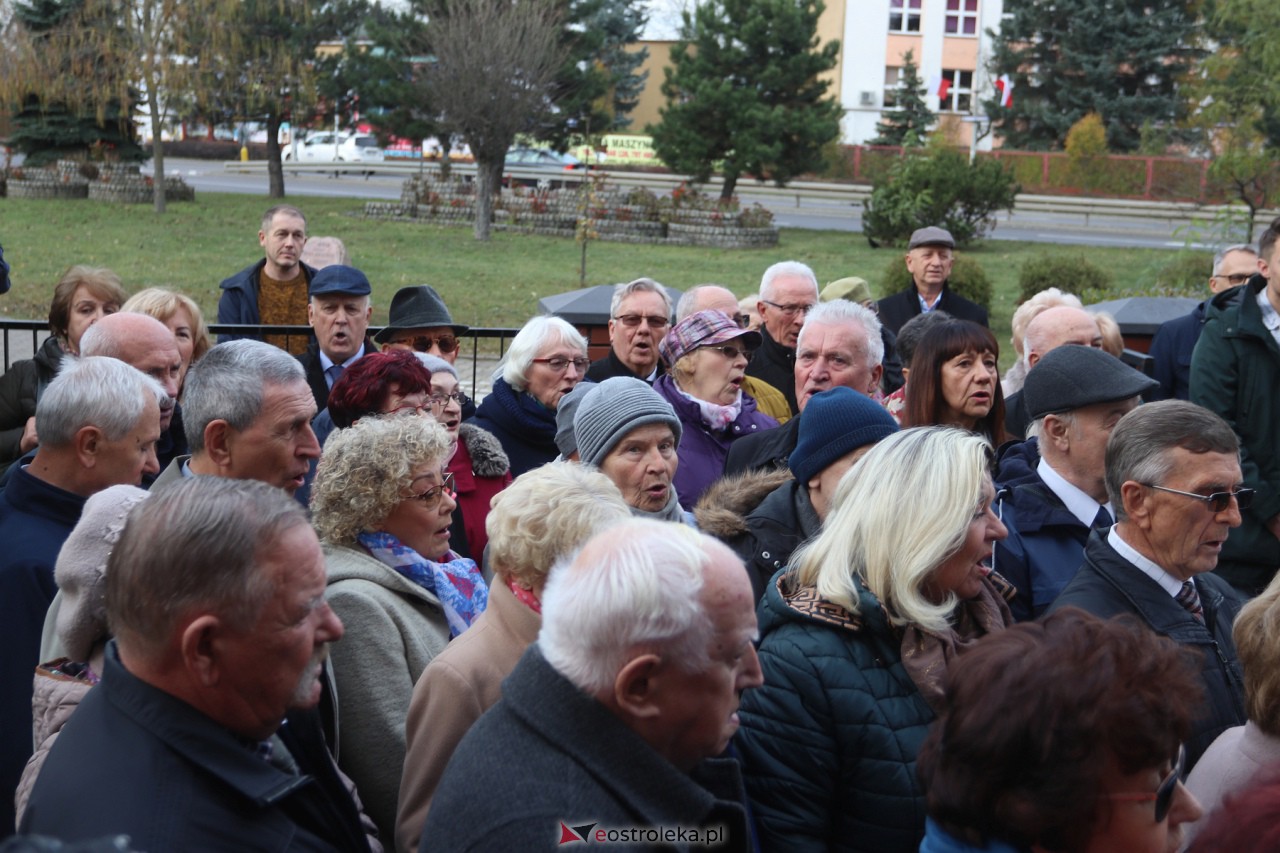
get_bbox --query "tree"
[2,0,147,167]
[986,0,1199,151]
[424,0,567,240]
[870,49,933,147]
[650,0,841,201]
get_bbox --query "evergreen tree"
[870,49,932,147]
[987,0,1200,151]
[650,0,841,201]
[7,0,145,165]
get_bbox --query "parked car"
[286,132,384,163]
[502,146,591,187]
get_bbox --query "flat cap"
[308,264,371,297]
[1023,345,1158,420]
[822,277,872,304]
[908,226,956,250]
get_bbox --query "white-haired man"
[585,278,675,384]
[1003,305,1105,440]
[747,261,821,416]
[877,226,988,336]
[726,299,884,476]
[422,519,763,851]
[0,357,164,831]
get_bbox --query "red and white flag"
[994,74,1014,107]
[929,74,952,102]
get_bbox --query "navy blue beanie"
[789,387,899,484]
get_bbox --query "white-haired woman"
[396,461,630,852]
[311,414,488,844]
[735,426,1014,853]
[470,315,589,476]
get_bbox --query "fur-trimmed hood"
[459,422,510,479]
[694,468,793,542]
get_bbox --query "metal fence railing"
[0,320,520,399]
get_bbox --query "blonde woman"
[122,288,211,389]
[735,426,1014,853]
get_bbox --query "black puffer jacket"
[695,468,800,601]
[735,571,935,853]
[0,336,65,466]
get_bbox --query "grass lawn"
[0,192,1189,367]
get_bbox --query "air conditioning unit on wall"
[859,91,876,107]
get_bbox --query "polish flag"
[929,75,952,102]
[994,74,1014,107]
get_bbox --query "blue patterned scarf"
[356,530,489,637]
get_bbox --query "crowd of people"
[1,204,1279,852]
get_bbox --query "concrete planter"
[8,179,90,200]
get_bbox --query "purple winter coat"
[653,374,779,511]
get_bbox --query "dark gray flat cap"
[908,226,955,250]
[1023,345,1158,420]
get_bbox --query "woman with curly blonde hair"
[311,414,489,843]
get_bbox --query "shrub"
[880,254,993,309]
[1151,252,1213,296]
[862,142,1020,247]
[1016,255,1113,304]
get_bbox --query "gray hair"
[1105,400,1240,520]
[107,477,308,659]
[1214,244,1257,275]
[610,277,673,319]
[497,316,588,391]
[760,261,819,303]
[797,299,885,370]
[182,341,306,452]
[675,284,733,322]
[486,461,630,589]
[790,426,992,634]
[36,357,165,447]
[539,519,713,693]
[896,310,953,369]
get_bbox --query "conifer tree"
[871,49,933,147]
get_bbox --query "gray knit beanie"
[574,377,683,467]
[55,484,150,662]
[414,352,458,380]
[555,380,597,458]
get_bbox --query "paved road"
[154,158,1206,250]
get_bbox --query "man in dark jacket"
[747,261,821,416]
[584,278,674,384]
[423,519,760,851]
[1191,221,1280,597]
[21,477,375,851]
[876,226,988,336]
[1049,400,1248,770]
[995,345,1157,620]
[1151,243,1256,401]
[726,299,883,476]
[217,204,316,351]
[296,265,376,411]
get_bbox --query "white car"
[285,132,384,163]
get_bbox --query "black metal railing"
[0,320,519,396]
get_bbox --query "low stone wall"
[6,163,193,204]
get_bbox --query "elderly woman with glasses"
[471,315,589,477]
[917,607,1202,853]
[311,414,488,844]
[653,309,779,510]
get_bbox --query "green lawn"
[0,192,1189,365]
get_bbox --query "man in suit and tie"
[1049,399,1247,770]
[993,345,1157,620]
[296,265,375,411]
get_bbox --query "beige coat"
[394,579,539,853]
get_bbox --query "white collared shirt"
[1037,457,1114,529]
[1108,526,1184,599]
[1256,287,1280,348]
[319,344,367,388]
[917,290,942,313]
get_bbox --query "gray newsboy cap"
[908,226,956,250]
[1023,345,1158,420]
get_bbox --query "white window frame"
[944,0,979,36]
[883,67,903,108]
[888,0,922,33]
[941,69,974,113]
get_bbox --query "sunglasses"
[1142,483,1254,513]
[1106,744,1184,823]
[705,343,753,361]
[1213,273,1251,286]
[391,334,458,354]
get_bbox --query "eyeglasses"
[532,355,591,373]
[614,314,670,329]
[704,343,753,361]
[1142,483,1255,512]
[391,334,458,354]
[428,392,466,408]
[761,299,815,317]
[732,313,751,329]
[408,471,456,507]
[1213,273,1251,286]
[1105,745,1184,823]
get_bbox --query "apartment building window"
[941,69,973,112]
[889,0,922,33]
[945,0,979,35]
[884,67,902,108]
